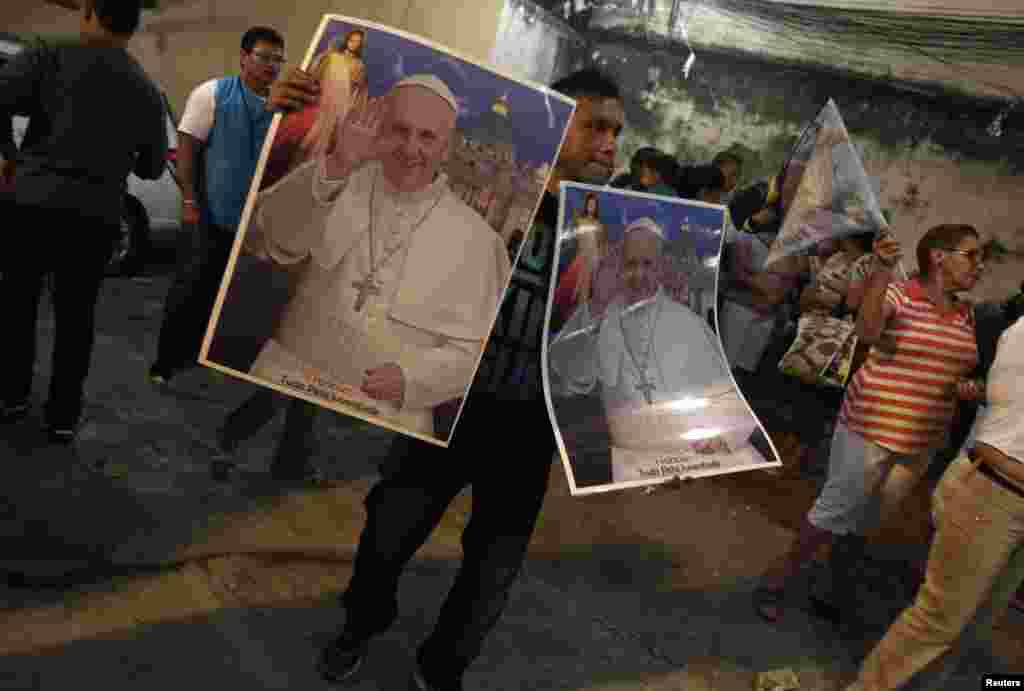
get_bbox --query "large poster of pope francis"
[199,15,575,446]
[545,183,781,495]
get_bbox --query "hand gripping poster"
[544,183,781,495]
[199,15,575,446]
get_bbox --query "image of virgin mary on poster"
[544,182,781,496]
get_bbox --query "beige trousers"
[847,454,1024,691]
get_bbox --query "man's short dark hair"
[916,224,979,277]
[652,153,679,186]
[631,146,662,171]
[242,27,285,53]
[728,180,769,228]
[677,164,725,198]
[88,0,142,36]
[550,68,621,102]
[713,150,743,169]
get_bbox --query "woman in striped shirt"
[754,224,984,624]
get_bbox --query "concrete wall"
[589,38,1024,303]
[589,1,1024,102]
[490,0,586,86]
[2,0,505,115]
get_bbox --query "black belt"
[969,449,1024,499]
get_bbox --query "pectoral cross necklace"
[619,296,663,405]
[353,168,445,312]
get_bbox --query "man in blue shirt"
[0,0,167,442]
[147,27,327,483]
[149,26,285,385]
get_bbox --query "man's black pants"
[220,387,320,476]
[2,203,117,426]
[151,223,234,377]
[340,392,555,689]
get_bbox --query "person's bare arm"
[766,254,809,276]
[175,81,218,225]
[844,257,872,314]
[856,235,902,345]
[176,132,203,224]
[748,271,789,305]
[798,284,824,313]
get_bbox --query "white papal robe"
[548,287,762,483]
[243,158,511,437]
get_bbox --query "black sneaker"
[317,631,368,684]
[0,400,31,424]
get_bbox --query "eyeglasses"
[942,247,982,263]
[249,51,285,66]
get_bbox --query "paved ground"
[1,255,1022,690]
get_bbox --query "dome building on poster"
[446,93,545,244]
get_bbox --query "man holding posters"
[549,217,754,474]
[245,73,511,439]
[268,63,621,690]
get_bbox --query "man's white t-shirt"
[177,78,269,143]
[973,316,1024,463]
[177,79,218,143]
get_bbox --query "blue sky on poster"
[315,18,573,168]
[561,185,725,260]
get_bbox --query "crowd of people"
[708,108,1024,688]
[1,1,1022,689]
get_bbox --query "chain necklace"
[618,294,663,405]
[351,167,445,312]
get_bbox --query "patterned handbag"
[777,311,859,388]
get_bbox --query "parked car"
[0,33,181,276]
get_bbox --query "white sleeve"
[985,318,1024,408]
[312,155,353,203]
[547,302,601,397]
[178,79,217,142]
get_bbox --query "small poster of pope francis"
[199,15,575,446]
[545,183,781,495]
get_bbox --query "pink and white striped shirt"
[840,278,978,455]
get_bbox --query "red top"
[261,100,321,190]
[552,253,588,322]
[840,277,978,455]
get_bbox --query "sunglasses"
[249,51,285,67]
[942,247,982,264]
